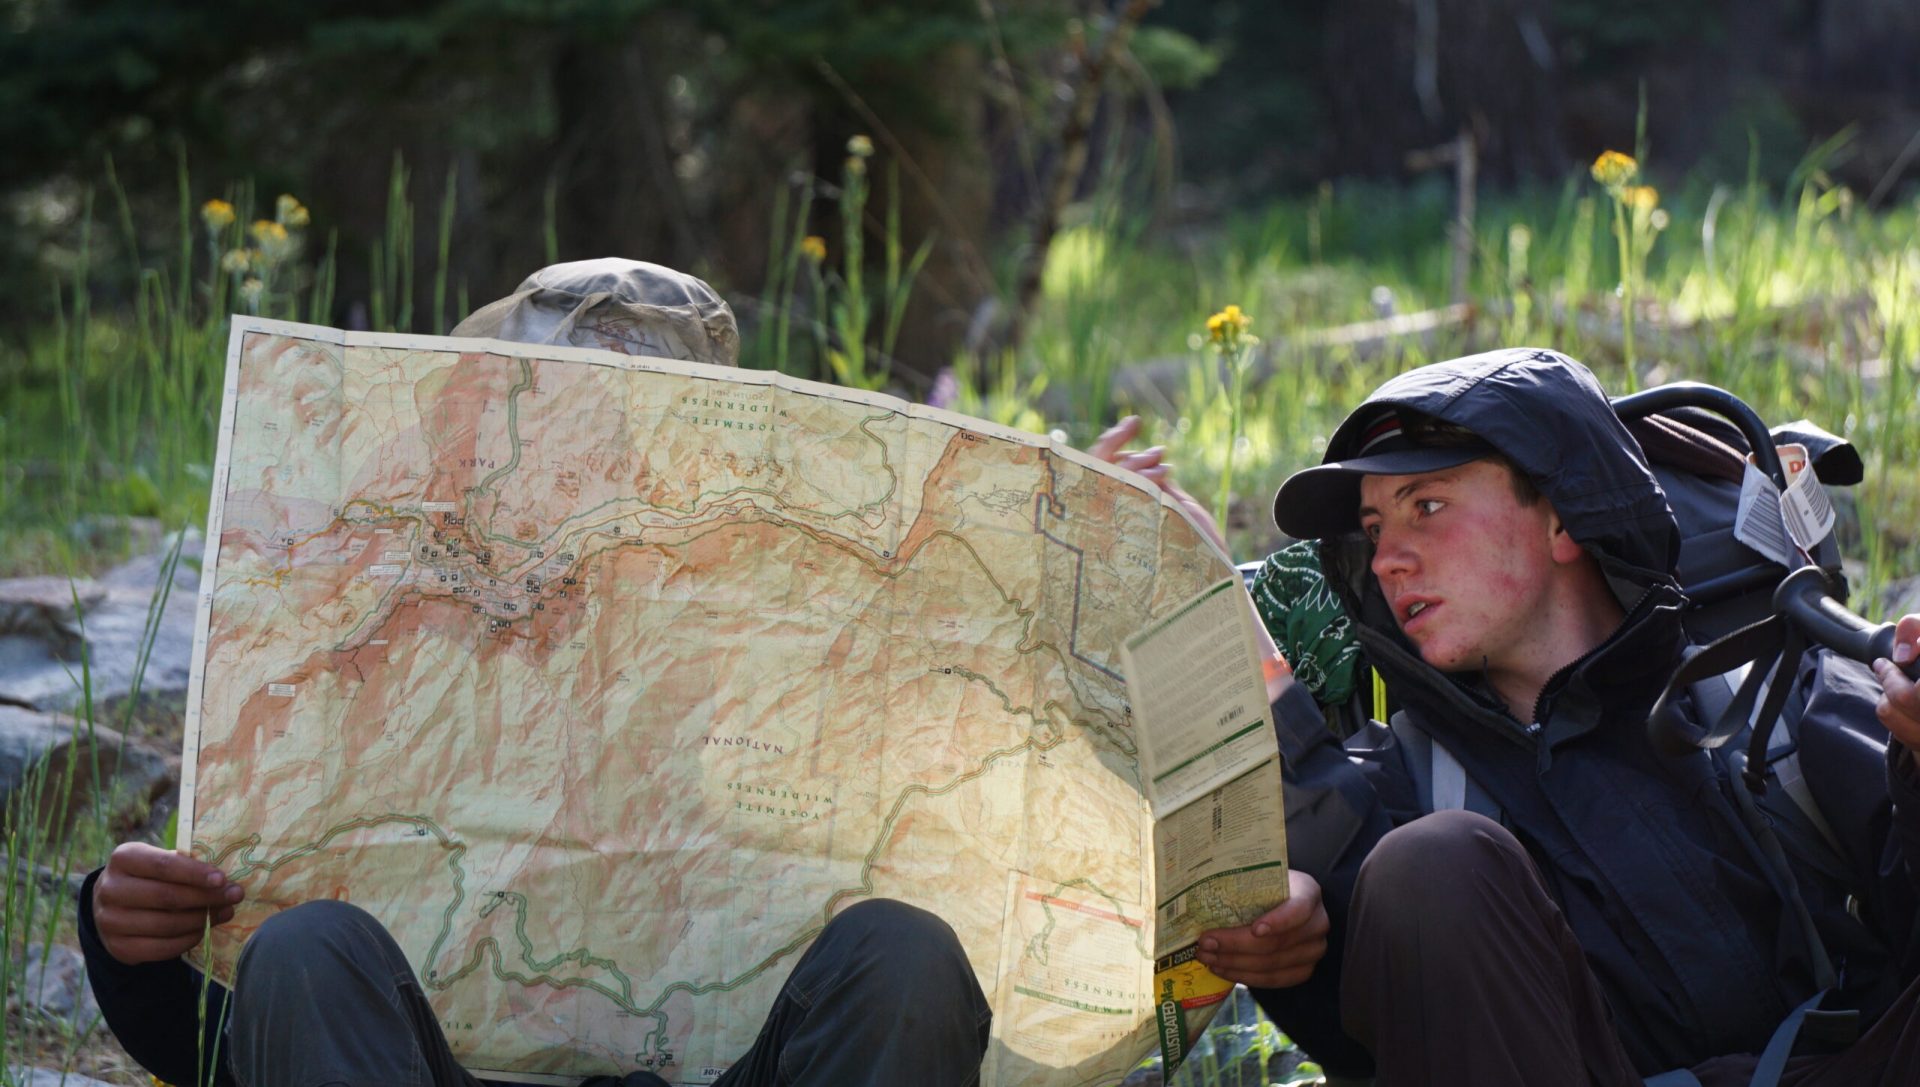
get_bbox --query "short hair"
[1398,414,1542,507]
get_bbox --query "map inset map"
[181,320,1236,1085]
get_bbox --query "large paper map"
[182,319,1243,1085]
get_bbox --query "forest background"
[2,1,1919,1084]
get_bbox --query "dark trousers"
[1339,809,1920,1087]
[229,898,990,1087]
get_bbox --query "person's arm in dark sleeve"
[1887,741,1920,892]
[77,867,237,1087]
[1872,617,1920,900]
[1246,681,1402,1078]
[1790,649,1920,992]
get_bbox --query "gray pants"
[229,898,990,1087]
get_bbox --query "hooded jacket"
[1255,348,1920,1075]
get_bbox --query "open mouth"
[1401,599,1437,630]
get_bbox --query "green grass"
[1003,169,1920,612]
[10,154,1916,596]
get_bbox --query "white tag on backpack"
[1777,442,1836,551]
[1732,443,1835,566]
[1733,458,1797,566]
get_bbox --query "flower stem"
[1613,199,1639,392]
[1215,345,1248,532]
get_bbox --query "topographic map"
[181,319,1245,1086]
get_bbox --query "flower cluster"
[276,193,310,228]
[1590,152,1668,229]
[1206,304,1254,349]
[200,193,312,312]
[1588,151,1668,391]
[200,199,236,232]
[846,133,873,177]
[1590,150,1638,190]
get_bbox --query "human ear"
[1547,511,1584,565]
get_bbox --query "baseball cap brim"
[1273,444,1490,540]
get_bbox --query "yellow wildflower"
[220,248,253,274]
[240,276,265,308]
[275,193,310,228]
[1206,303,1252,346]
[847,134,874,158]
[1649,209,1671,231]
[200,199,236,231]
[1590,150,1638,190]
[251,219,294,262]
[1624,185,1659,211]
[800,235,827,263]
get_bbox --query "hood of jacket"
[1311,347,1687,739]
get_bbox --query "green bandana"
[1248,540,1361,707]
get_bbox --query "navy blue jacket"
[1253,349,1920,1075]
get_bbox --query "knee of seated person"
[824,899,969,977]
[1358,809,1518,903]
[240,899,385,973]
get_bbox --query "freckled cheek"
[1485,568,1530,598]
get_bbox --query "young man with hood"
[77,260,991,1087]
[1101,346,1920,1085]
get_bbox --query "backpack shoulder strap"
[1388,711,1502,820]
[1761,667,1846,860]
[1687,663,1845,858]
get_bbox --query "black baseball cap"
[1272,410,1495,539]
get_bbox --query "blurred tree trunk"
[549,33,702,275]
[710,45,995,392]
[710,90,813,310]
[1814,0,1920,95]
[886,45,995,390]
[1322,0,1564,183]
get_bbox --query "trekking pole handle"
[1774,566,1919,677]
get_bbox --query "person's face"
[1357,459,1564,676]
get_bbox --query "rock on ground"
[6,1067,120,1087]
[0,704,178,843]
[12,943,102,1031]
[0,533,201,731]
[0,535,196,843]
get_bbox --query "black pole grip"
[1773,566,1917,676]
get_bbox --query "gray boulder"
[6,1068,120,1087]
[0,705,177,843]
[11,943,101,1032]
[0,533,201,730]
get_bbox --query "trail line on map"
[1023,877,1149,967]
[201,675,1126,1061]
[472,359,534,497]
